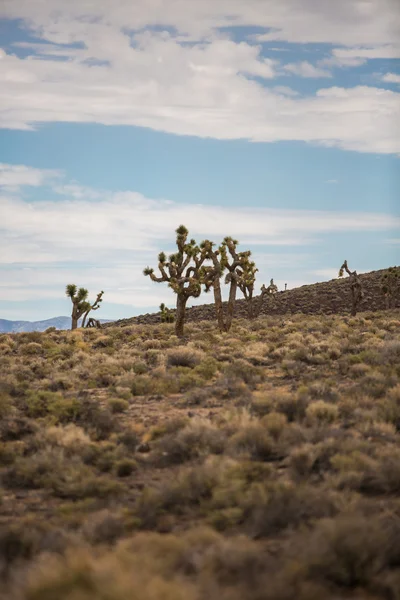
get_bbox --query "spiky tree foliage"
[143,225,206,337]
[381,266,400,309]
[65,285,104,330]
[200,237,255,332]
[160,303,174,323]
[338,260,363,316]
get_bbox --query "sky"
[0,0,399,321]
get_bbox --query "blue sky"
[0,0,399,321]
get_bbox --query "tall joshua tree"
[144,225,206,338]
[200,237,255,332]
[381,266,399,309]
[338,260,363,316]
[237,255,258,319]
[65,285,104,330]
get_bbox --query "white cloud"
[283,61,332,78]
[332,45,400,61]
[327,179,338,184]
[382,73,400,84]
[0,163,61,190]
[0,1,399,154]
[3,0,397,47]
[0,45,399,154]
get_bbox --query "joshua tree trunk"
[70,304,79,330]
[81,309,90,328]
[212,278,228,333]
[175,294,188,338]
[247,292,254,319]
[225,278,238,332]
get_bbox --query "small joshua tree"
[160,303,174,323]
[338,260,363,316]
[261,278,278,297]
[144,225,206,337]
[65,285,104,330]
[257,278,278,316]
[381,266,399,309]
[200,237,255,332]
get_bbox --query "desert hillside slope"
[109,266,399,328]
[1,309,400,599]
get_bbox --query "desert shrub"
[304,515,388,588]
[275,392,308,422]
[212,377,252,404]
[378,384,400,430]
[228,425,276,461]
[24,391,81,423]
[19,342,44,356]
[0,392,13,418]
[156,418,226,465]
[195,357,219,379]
[37,424,91,451]
[136,459,225,528]
[355,449,400,495]
[92,335,114,349]
[306,401,339,425]
[224,359,262,388]
[166,347,203,368]
[381,340,400,366]
[250,394,274,417]
[108,398,129,414]
[116,429,139,451]
[182,387,211,406]
[133,361,148,375]
[115,459,137,477]
[81,510,125,546]
[4,448,123,499]
[145,349,162,367]
[131,375,157,396]
[0,523,70,577]
[243,481,339,538]
[75,397,117,440]
[261,412,288,440]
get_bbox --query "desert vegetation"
[1,308,400,599]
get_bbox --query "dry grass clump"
[166,346,203,368]
[0,309,399,600]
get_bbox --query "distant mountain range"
[0,317,113,333]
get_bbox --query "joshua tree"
[237,256,258,319]
[261,278,278,298]
[338,260,363,316]
[65,285,104,330]
[381,266,399,309]
[256,278,278,316]
[160,303,174,323]
[200,237,255,332]
[144,225,206,337]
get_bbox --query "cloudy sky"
[0,0,399,321]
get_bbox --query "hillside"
[108,266,399,328]
[1,309,400,599]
